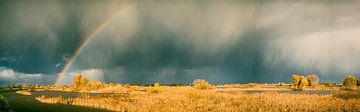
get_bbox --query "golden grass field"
[28,75,360,112]
[34,85,360,112]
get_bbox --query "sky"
[0,0,360,86]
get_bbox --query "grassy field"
[35,85,360,112]
[3,76,359,112]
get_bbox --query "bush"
[291,75,308,91]
[154,83,160,87]
[72,73,104,91]
[306,74,319,86]
[88,81,103,90]
[343,75,357,87]
[193,79,212,90]
[0,95,10,109]
[123,84,131,89]
[148,83,163,93]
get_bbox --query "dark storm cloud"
[0,0,83,74]
[1,0,360,85]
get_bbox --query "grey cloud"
[0,67,55,86]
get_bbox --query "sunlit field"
[29,74,360,112]
[0,74,360,112]
[35,87,360,112]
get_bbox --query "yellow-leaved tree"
[291,75,308,91]
[72,73,90,90]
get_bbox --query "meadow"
[35,86,360,112]
[2,74,360,112]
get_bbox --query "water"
[3,91,113,112]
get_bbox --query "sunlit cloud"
[0,67,55,86]
[266,28,360,75]
[56,68,104,85]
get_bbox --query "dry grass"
[36,95,65,104]
[333,91,360,100]
[96,85,132,93]
[193,79,212,90]
[147,83,163,94]
[15,90,32,95]
[36,89,360,112]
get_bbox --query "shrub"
[193,79,212,90]
[148,83,163,93]
[291,75,308,91]
[88,81,103,90]
[343,75,357,87]
[72,73,105,91]
[0,95,10,109]
[123,84,131,89]
[154,82,160,87]
[306,74,319,86]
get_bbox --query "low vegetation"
[0,95,10,111]
[36,89,360,112]
[1,72,356,111]
[15,90,32,95]
[343,75,359,91]
[193,79,212,90]
[333,91,360,100]
[147,83,163,94]
[343,75,358,87]
[72,73,104,91]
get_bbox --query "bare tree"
[306,74,319,86]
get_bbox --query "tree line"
[291,74,360,91]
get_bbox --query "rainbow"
[54,1,135,85]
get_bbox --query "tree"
[291,75,308,91]
[291,75,300,88]
[299,76,308,90]
[306,74,319,86]
[343,75,357,87]
[72,73,90,90]
[82,77,89,86]
[73,73,83,89]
